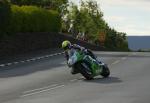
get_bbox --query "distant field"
[127,36,150,51]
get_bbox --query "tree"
[64,0,106,42]
[104,27,128,50]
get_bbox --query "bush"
[8,5,61,34]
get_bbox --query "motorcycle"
[68,50,110,80]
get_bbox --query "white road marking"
[20,61,25,63]
[53,53,58,56]
[6,63,12,66]
[26,59,31,62]
[30,58,36,61]
[36,57,42,60]
[23,84,58,94]
[111,60,120,65]
[21,85,65,97]
[45,55,50,58]
[0,64,5,67]
[70,79,78,82]
[13,62,19,64]
[40,56,45,59]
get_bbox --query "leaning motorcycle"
[67,50,110,80]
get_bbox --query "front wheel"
[101,64,110,78]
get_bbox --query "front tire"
[101,64,110,78]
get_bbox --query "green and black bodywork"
[68,50,110,80]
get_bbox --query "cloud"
[104,16,126,22]
[115,24,150,36]
[98,0,150,6]
[103,15,150,35]
[98,0,150,35]
[98,0,150,12]
[69,0,150,35]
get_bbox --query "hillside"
[127,36,150,51]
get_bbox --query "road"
[0,52,150,103]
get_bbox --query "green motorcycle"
[68,50,110,80]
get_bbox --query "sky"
[69,0,150,36]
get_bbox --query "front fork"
[91,61,104,76]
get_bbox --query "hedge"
[7,5,61,34]
[0,0,11,40]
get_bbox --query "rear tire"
[101,64,110,78]
[77,62,93,80]
[80,68,93,80]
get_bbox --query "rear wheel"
[101,64,110,78]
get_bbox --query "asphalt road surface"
[0,52,150,103]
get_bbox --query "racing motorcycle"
[68,50,110,80]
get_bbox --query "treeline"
[0,0,129,51]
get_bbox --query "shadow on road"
[83,76,122,84]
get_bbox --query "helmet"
[62,40,71,50]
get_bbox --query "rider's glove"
[81,49,88,55]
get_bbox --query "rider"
[61,40,98,74]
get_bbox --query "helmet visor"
[63,45,70,50]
